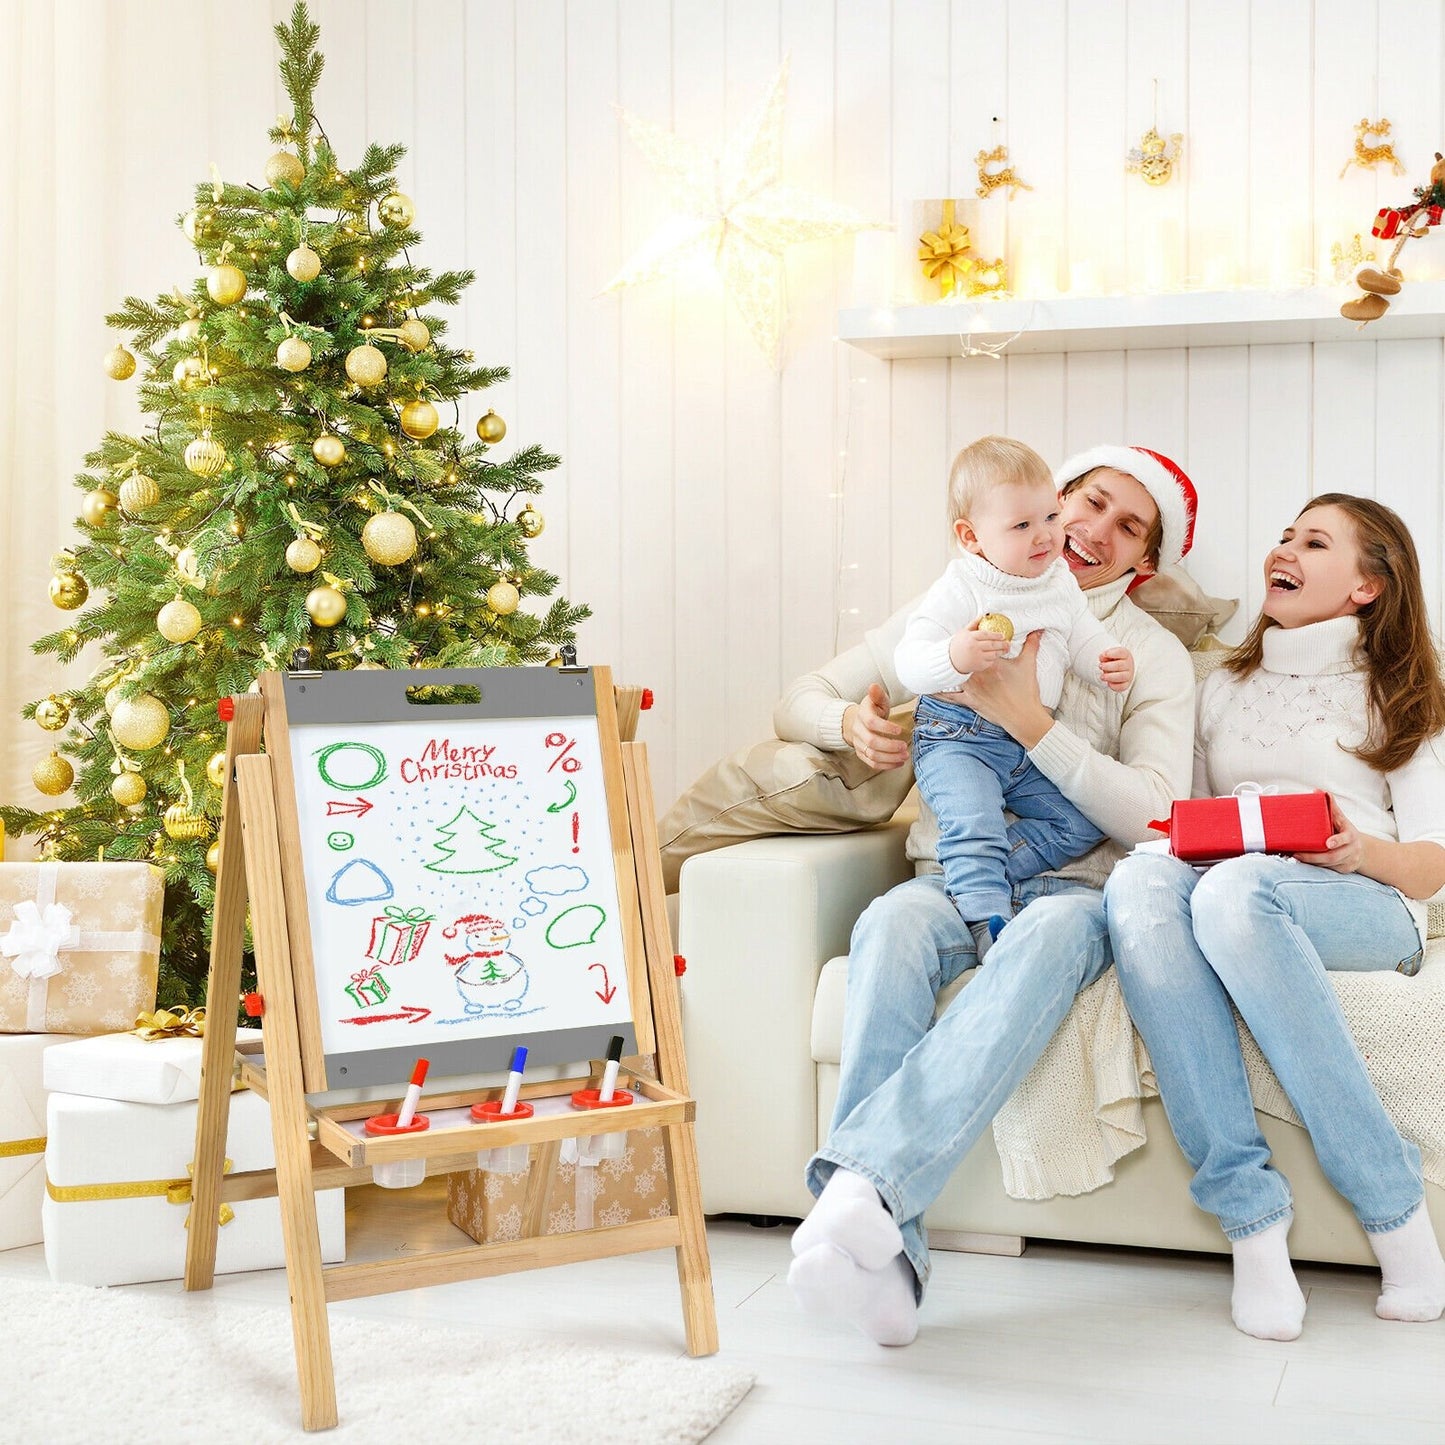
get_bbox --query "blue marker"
[598,1035,625,1103]
[499,1045,528,1115]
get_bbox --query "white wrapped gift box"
[44,1087,345,1286]
[1,1033,71,1251]
[44,1027,262,1105]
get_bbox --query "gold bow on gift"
[133,1006,207,1040]
[918,201,975,297]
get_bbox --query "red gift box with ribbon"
[1371,207,1404,239]
[1148,786,1333,865]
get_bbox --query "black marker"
[597,1034,624,1102]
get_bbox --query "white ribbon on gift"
[1,864,163,1030]
[559,1133,626,1229]
[1231,781,1281,855]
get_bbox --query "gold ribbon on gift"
[0,1136,46,1158]
[133,1006,207,1040]
[47,1157,235,1227]
[918,200,975,297]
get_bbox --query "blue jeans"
[1104,851,1425,1241]
[806,872,1112,1296]
[912,695,1105,922]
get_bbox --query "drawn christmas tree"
[425,806,517,875]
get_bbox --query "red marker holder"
[364,1112,430,1189]
[470,1099,534,1122]
[570,1087,634,1110]
[364,1112,431,1136]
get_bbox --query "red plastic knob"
[242,992,265,1017]
[673,954,687,977]
[640,688,655,710]
[217,697,236,722]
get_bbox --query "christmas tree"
[424,807,517,876]
[0,3,587,1008]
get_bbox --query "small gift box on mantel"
[0,862,163,1034]
[1149,785,1333,865]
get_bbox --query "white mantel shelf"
[837,280,1445,359]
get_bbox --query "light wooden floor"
[5,1179,1442,1443]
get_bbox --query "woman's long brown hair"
[1226,493,1445,772]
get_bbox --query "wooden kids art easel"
[183,666,717,1432]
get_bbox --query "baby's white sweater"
[1196,614,1445,944]
[895,553,1117,707]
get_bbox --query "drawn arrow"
[327,797,374,818]
[339,1004,431,1025]
[588,962,617,1004]
[546,779,578,814]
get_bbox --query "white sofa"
[676,818,1445,1266]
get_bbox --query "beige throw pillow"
[1130,566,1238,648]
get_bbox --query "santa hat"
[1054,446,1197,569]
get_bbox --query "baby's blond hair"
[947,435,1054,524]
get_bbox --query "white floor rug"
[2,1274,752,1444]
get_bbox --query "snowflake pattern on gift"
[453,1179,471,1214]
[599,1143,635,1181]
[61,971,101,1009]
[493,1203,524,1242]
[633,1170,656,1197]
[483,1171,508,1201]
[651,1145,667,1173]
[556,1158,575,1185]
[548,1202,577,1234]
[597,1200,631,1227]
[649,1199,673,1220]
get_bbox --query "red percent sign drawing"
[545,731,583,773]
[588,962,617,1004]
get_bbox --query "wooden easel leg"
[664,1119,720,1356]
[523,1138,562,1238]
[237,754,338,1432]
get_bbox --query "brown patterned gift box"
[0,863,163,1033]
[447,1125,673,1243]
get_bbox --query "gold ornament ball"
[396,318,430,352]
[110,693,170,751]
[182,207,214,245]
[33,752,75,797]
[81,489,118,528]
[476,410,507,444]
[157,598,202,643]
[35,695,70,731]
[399,398,439,439]
[362,511,418,566]
[977,613,1015,642]
[356,659,385,670]
[184,434,228,477]
[164,803,211,842]
[172,356,207,392]
[119,473,161,511]
[111,770,147,807]
[104,683,127,716]
[205,840,222,873]
[104,344,137,380]
[305,585,348,627]
[377,191,415,229]
[344,342,387,387]
[207,264,248,306]
[487,581,520,615]
[263,150,305,189]
[286,244,322,282]
[178,317,202,342]
[545,652,563,668]
[285,536,323,573]
[276,336,312,372]
[312,433,346,467]
[49,572,88,610]
[206,751,229,789]
[517,506,545,539]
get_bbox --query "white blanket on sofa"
[992,940,1445,1200]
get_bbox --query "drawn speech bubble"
[525,865,587,897]
[545,904,606,949]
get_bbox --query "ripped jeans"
[1104,851,1425,1240]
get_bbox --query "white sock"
[791,1168,903,1270]
[787,1243,919,1347]
[1230,1219,1305,1341]
[1370,1206,1445,1323]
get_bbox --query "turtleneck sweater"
[1195,614,1445,944]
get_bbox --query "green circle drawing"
[313,740,387,791]
[327,831,355,851]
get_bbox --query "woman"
[1105,494,1445,1342]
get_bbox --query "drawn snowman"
[441,912,530,1014]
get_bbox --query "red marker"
[394,1058,429,1128]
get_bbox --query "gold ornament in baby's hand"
[976,613,1014,642]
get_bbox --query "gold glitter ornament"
[35,695,70,731]
[286,244,322,281]
[32,752,74,797]
[172,356,207,392]
[399,398,439,439]
[207,264,248,306]
[105,345,137,380]
[49,572,88,610]
[263,151,305,189]
[362,511,418,565]
[977,613,1015,641]
[344,341,387,387]
[104,683,127,716]
[285,536,323,573]
[377,192,416,229]
[157,598,202,643]
[206,751,229,788]
[81,489,118,528]
[517,506,545,538]
[205,840,221,873]
[185,433,228,477]
[276,336,312,372]
[396,318,430,352]
[312,433,346,467]
[476,410,507,443]
[110,693,170,751]
[119,473,160,511]
[305,585,348,627]
[111,770,147,807]
[487,581,520,615]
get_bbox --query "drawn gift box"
[0,862,163,1034]
[343,966,390,1009]
[366,906,433,966]
[1148,786,1333,865]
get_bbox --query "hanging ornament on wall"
[516,505,545,539]
[312,432,346,467]
[286,243,322,281]
[1126,82,1184,187]
[399,397,439,439]
[32,751,75,797]
[361,511,418,565]
[111,768,147,807]
[110,693,170,751]
[81,489,118,528]
[156,597,203,644]
[185,432,228,477]
[104,345,137,380]
[305,584,349,627]
[344,340,387,387]
[476,410,506,444]
[263,150,305,189]
[975,119,1032,199]
[376,191,416,229]
[1340,118,1406,179]
[35,695,71,731]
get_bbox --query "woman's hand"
[1294,796,1365,874]
[842,683,910,771]
[957,631,1054,749]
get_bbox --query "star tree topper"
[604,59,882,367]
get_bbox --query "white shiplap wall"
[11,0,1445,820]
